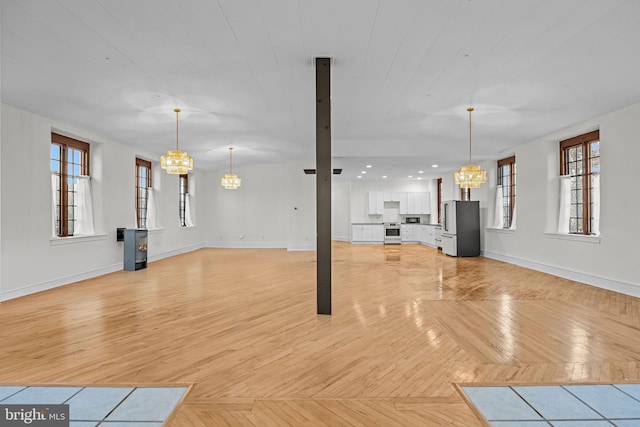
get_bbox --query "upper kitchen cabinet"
[366,191,384,215]
[383,192,399,202]
[400,192,430,215]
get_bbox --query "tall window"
[179,174,189,227]
[51,133,90,237]
[497,156,516,228]
[437,178,442,223]
[560,130,600,235]
[136,158,152,228]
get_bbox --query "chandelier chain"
[175,108,180,150]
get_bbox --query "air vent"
[303,169,343,175]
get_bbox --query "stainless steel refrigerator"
[441,200,480,257]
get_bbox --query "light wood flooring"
[2,242,640,426]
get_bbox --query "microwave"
[405,217,420,224]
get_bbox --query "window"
[51,133,90,237]
[136,158,152,228]
[179,174,189,227]
[560,130,600,235]
[497,156,516,228]
[437,178,442,223]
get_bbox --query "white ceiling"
[2,0,640,181]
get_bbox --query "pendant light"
[161,108,194,174]
[221,147,241,189]
[454,107,487,189]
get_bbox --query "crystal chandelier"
[454,107,487,188]
[221,147,241,189]
[161,108,194,174]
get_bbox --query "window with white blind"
[51,133,90,237]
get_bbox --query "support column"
[315,57,331,315]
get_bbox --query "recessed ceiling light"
[418,170,424,174]
[357,176,362,179]
[361,171,366,174]
[408,175,413,178]
[432,164,438,168]
[382,175,387,179]
[417,177,422,180]
[366,165,372,168]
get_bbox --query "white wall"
[349,179,433,223]
[332,180,351,241]
[205,162,316,251]
[481,102,640,296]
[4,99,640,300]
[0,105,206,301]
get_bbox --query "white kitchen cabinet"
[366,192,384,215]
[419,192,431,214]
[401,224,420,243]
[371,224,384,241]
[407,192,416,214]
[368,191,430,215]
[399,192,409,214]
[352,224,384,243]
[398,192,431,215]
[420,225,436,247]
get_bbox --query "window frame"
[437,178,442,224]
[179,173,189,227]
[497,155,516,229]
[559,130,600,235]
[135,158,152,229]
[51,133,90,237]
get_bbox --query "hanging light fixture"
[161,108,194,174]
[454,107,487,188]
[221,147,241,189]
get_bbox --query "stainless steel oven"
[384,222,401,244]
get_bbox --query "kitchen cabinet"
[420,225,436,247]
[418,192,431,214]
[434,225,442,249]
[399,192,430,215]
[351,224,384,243]
[367,191,430,215]
[371,224,384,241]
[399,192,409,214]
[401,224,420,243]
[383,192,400,202]
[366,192,384,215]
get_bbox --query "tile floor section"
[462,384,640,426]
[0,385,187,426]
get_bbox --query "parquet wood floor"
[1,242,639,426]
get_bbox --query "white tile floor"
[462,385,640,427]
[0,385,187,426]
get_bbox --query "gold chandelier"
[454,107,487,189]
[221,147,241,189]
[161,108,194,174]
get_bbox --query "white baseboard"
[332,235,350,242]
[206,241,287,249]
[0,263,122,302]
[147,242,205,262]
[287,244,316,251]
[482,250,640,298]
[0,243,206,302]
